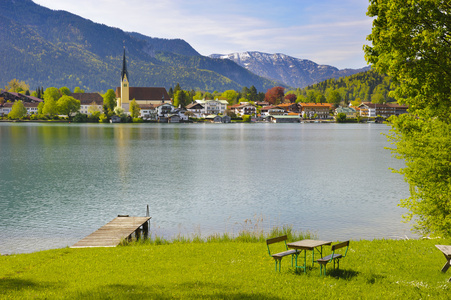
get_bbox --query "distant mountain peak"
[210,51,369,88]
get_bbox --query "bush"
[336,113,347,123]
[73,112,88,123]
[133,117,143,123]
[99,114,109,123]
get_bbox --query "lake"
[0,122,413,254]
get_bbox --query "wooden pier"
[71,216,151,248]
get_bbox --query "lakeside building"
[0,90,43,116]
[229,103,257,117]
[335,106,357,119]
[299,103,333,119]
[186,102,204,118]
[358,102,408,118]
[115,49,170,111]
[194,99,228,116]
[70,93,103,115]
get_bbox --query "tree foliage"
[59,86,71,96]
[4,79,29,93]
[365,0,451,236]
[42,97,58,116]
[103,89,116,113]
[284,93,297,103]
[44,87,61,102]
[8,100,27,119]
[129,99,140,118]
[173,90,190,108]
[265,86,285,105]
[221,90,239,104]
[57,95,80,121]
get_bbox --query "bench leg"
[441,260,450,273]
[274,258,282,272]
[319,262,327,276]
[333,258,340,270]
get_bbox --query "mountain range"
[0,0,368,93]
[210,52,370,88]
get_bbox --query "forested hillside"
[287,70,395,105]
[0,0,277,93]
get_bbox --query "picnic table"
[435,245,451,281]
[287,239,332,273]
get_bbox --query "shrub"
[99,113,109,123]
[336,113,347,123]
[73,112,87,123]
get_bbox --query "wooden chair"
[317,240,350,276]
[266,235,298,271]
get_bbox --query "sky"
[32,0,373,69]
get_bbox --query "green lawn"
[1,238,450,299]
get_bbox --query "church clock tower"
[119,48,130,110]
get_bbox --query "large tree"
[42,97,58,117]
[222,90,239,104]
[44,87,61,103]
[365,0,451,236]
[103,89,117,114]
[8,101,27,119]
[265,86,285,105]
[57,95,80,121]
[173,90,190,108]
[5,79,29,93]
[129,99,140,118]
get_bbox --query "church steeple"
[119,47,130,110]
[121,48,129,81]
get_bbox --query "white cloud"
[33,0,373,68]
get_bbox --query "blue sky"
[33,0,372,69]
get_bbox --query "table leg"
[294,250,307,274]
[311,246,323,267]
[441,259,450,273]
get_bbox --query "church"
[115,49,171,111]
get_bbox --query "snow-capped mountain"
[210,52,370,88]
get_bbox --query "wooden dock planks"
[71,216,151,248]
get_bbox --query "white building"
[195,99,228,116]
[70,93,103,115]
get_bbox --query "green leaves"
[367,1,451,237]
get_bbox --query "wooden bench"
[317,240,350,275]
[266,235,298,271]
[435,245,451,282]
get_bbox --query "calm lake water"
[0,122,413,254]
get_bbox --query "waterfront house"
[358,102,408,118]
[186,102,204,118]
[0,90,43,116]
[70,93,103,115]
[195,99,228,116]
[299,103,332,119]
[267,115,301,123]
[205,114,226,123]
[335,106,357,118]
[155,103,176,121]
[139,104,156,120]
[221,115,232,123]
[260,105,286,117]
[231,104,256,116]
[0,101,39,116]
[278,103,301,113]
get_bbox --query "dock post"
[143,220,149,239]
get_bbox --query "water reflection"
[0,123,413,254]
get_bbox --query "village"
[0,51,408,123]
[0,88,409,123]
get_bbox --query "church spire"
[121,47,129,81]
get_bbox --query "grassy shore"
[1,234,450,299]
